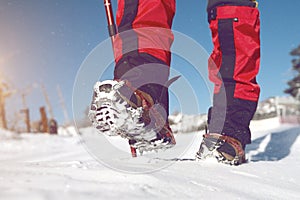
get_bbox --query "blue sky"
[1,0,300,127]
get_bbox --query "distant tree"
[284,45,300,99]
[284,45,300,123]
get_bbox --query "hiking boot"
[196,133,246,165]
[89,79,176,153]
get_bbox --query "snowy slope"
[0,117,300,200]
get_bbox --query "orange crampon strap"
[203,133,245,158]
[119,80,169,131]
[220,135,245,159]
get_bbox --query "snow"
[169,113,207,133]
[0,117,300,199]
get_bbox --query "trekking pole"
[104,0,117,42]
[104,0,118,61]
[103,0,137,157]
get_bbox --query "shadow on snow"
[246,127,300,162]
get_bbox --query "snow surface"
[0,117,300,200]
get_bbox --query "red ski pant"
[208,6,260,102]
[114,0,261,146]
[207,5,260,145]
[113,0,176,117]
[114,0,175,67]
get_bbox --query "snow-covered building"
[254,96,300,123]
